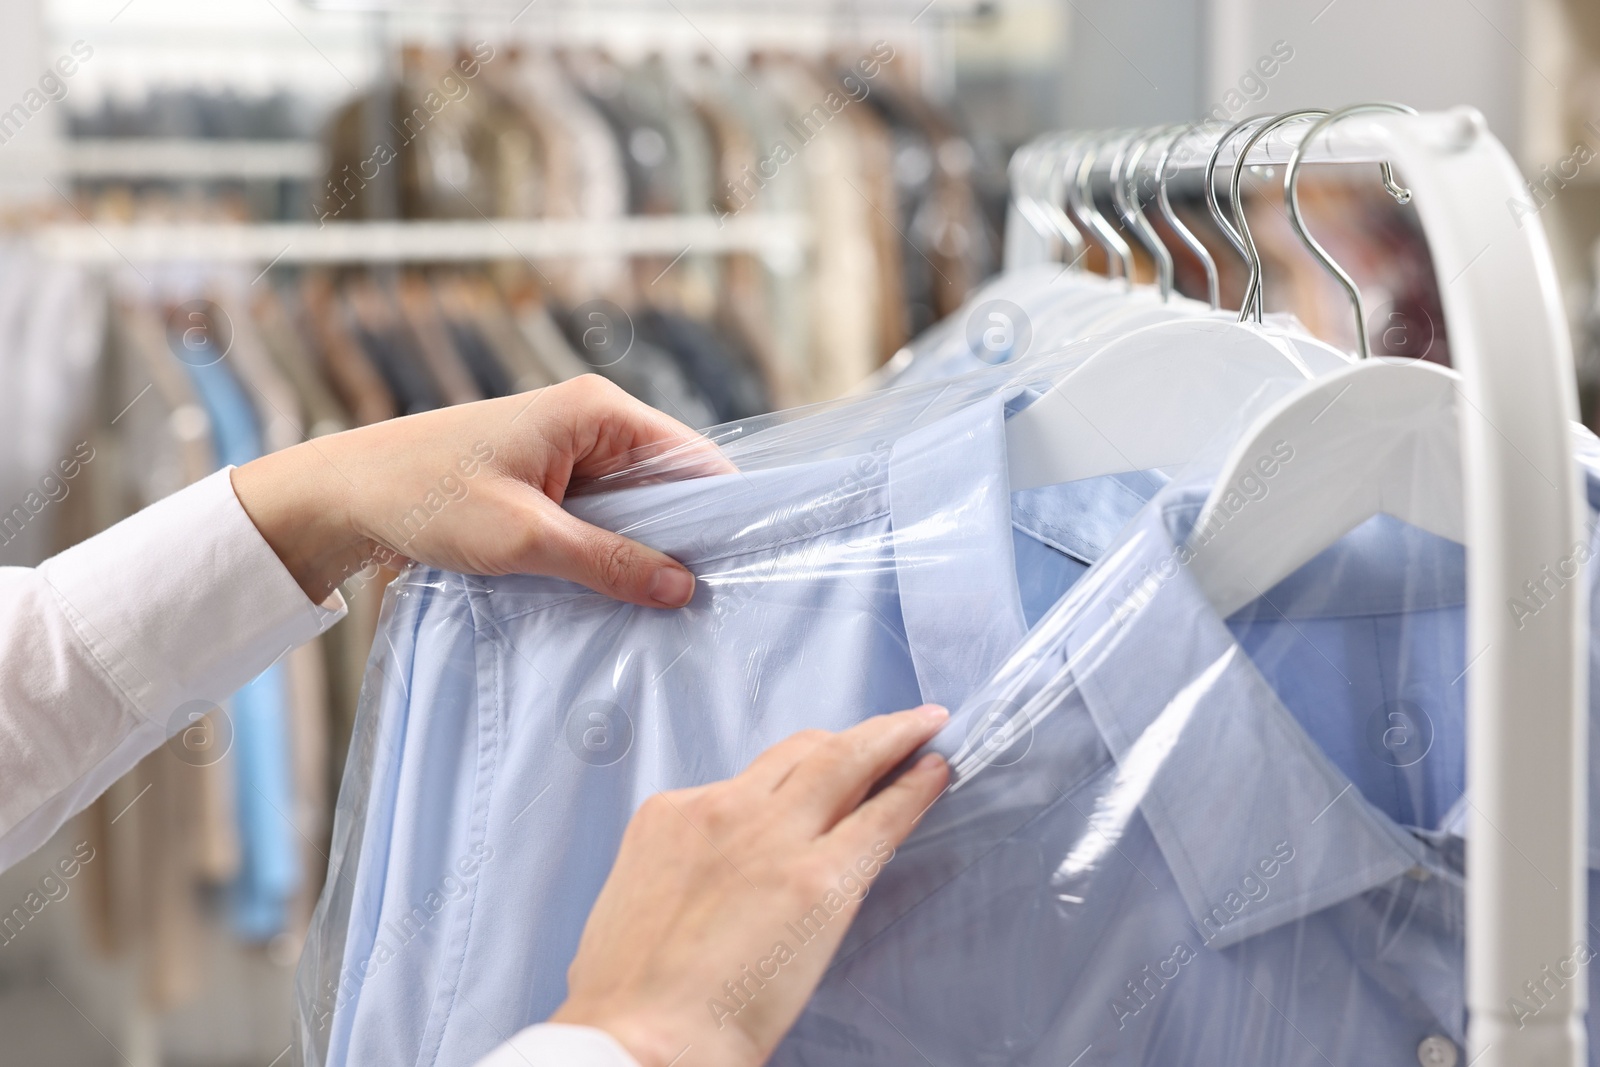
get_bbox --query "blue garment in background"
[183,342,300,941]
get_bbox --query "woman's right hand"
[550,705,952,1067]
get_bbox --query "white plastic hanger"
[1005,118,1367,490]
[1181,104,1471,617]
[1188,357,1462,617]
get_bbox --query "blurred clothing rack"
[300,0,995,19]
[0,139,323,181]
[31,214,811,263]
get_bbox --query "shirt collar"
[939,490,1437,950]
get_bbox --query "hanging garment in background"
[758,58,885,402]
[74,296,236,1010]
[180,331,302,943]
[0,249,107,568]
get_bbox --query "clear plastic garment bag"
[297,108,1588,1067]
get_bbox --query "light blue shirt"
[303,390,1600,1067]
[303,395,1158,1066]
[789,481,1600,1066]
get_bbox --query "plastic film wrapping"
[297,329,1600,1066]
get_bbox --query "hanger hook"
[1203,114,1271,276]
[1154,122,1221,310]
[1115,128,1176,301]
[1069,132,1134,284]
[1039,134,1089,267]
[1229,108,1330,325]
[1285,102,1419,359]
[1006,143,1052,240]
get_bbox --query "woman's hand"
[550,705,951,1067]
[232,375,714,608]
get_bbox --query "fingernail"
[919,704,949,722]
[648,566,695,608]
[915,753,946,773]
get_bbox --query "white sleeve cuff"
[473,1024,642,1067]
[0,467,346,869]
[38,465,346,720]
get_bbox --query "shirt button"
[1417,1035,1458,1066]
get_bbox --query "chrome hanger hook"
[1039,134,1089,268]
[1285,102,1419,359]
[1006,137,1088,268]
[1154,122,1221,310]
[1006,142,1055,242]
[1069,131,1134,283]
[1115,128,1176,300]
[1203,114,1272,276]
[1229,108,1329,324]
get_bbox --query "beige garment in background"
[829,63,906,364]
[284,639,329,938]
[74,299,233,1009]
[254,285,352,441]
[515,56,631,305]
[758,59,882,403]
[301,273,398,427]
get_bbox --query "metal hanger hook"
[1039,133,1090,267]
[1070,131,1135,284]
[1154,122,1222,310]
[1116,128,1177,301]
[1229,108,1330,324]
[1284,102,1420,359]
[1203,114,1272,273]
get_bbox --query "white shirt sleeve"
[1,468,632,1067]
[0,466,345,871]
[472,1024,641,1067]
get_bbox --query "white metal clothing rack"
[1007,108,1588,1067]
[29,213,812,264]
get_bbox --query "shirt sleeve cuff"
[37,465,347,723]
[472,1024,642,1067]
